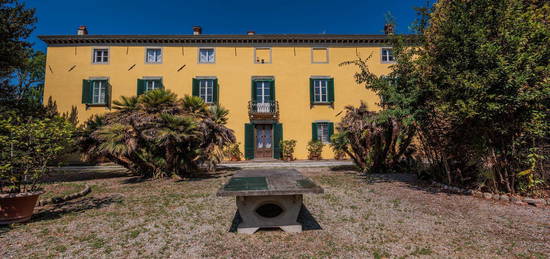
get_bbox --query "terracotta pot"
[0,191,43,225]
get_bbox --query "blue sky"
[24,0,431,51]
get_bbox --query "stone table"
[217,169,324,234]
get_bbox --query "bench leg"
[236,195,303,234]
[237,227,260,234]
[280,225,302,233]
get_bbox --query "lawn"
[1,167,548,258]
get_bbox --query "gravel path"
[1,168,548,258]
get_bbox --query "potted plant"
[0,113,74,224]
[307,140,324,160]
[280,139,297,161]
[224,142,243,161]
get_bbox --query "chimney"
[384,24,394,35]
[77,25,88,35]
[192,26,202,35]
[247,31,255,35]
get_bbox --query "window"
[93,48,109,64]
[317,123,330,143]
[254,48,271,64]
[198,79,215,103]
[313,79,329,103]
[312,48,329,63]
[381,48,395,63]
[199,48,215,63]
[145,79,161,91]
[91,80,107,104]
[255,81,272,103]
[145,48,162,63]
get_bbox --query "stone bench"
[217,169,324,234]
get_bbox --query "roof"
[38,34,401,47]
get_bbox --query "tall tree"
[0,0,36,80]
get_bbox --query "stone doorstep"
[430,181,548,208]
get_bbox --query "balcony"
[248,100,279,121]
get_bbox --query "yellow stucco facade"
[41,33,393,160]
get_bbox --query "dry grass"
[1,167,549,258]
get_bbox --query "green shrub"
[0,110,75,193]
[307,140,324,160]
[280,139,297,161]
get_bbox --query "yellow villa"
[39,26,396,160]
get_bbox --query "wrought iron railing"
[248,100,279,120]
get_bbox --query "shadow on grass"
[43,169,130,183]
[228,205,322,233]
[0,195,123,234]
[32,195,122,222]
[330,164,360,172]
[357,172,467,197]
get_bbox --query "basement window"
[381,48,395,63]
[145,48,162,63]
[199,48,215,63]
[92,48,109,64]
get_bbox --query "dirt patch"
[1,168,548,258]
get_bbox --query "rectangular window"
[145,79,161,91]
[198,79,214,103]
[91,80,107,104]
[254,48,271,64]
[199,48,215,63]
[312,48,329,63]
[93,48,109,64]
[317,123,330,143]
[145,48,162,63]
[381,48,395,63]
[313,79,329,103]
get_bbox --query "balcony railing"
[248,100,279,121]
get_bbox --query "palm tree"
[78,90,236,178]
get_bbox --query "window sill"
[85,103,109,107]
[312,102,333,105]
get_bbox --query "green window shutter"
[158,79,164,89]
[328,122,334,142]
[273,123,283,159]
[269,80,275,101]
[328,78,335,103]
[82,79,91,104]
[309,78,314,106]
[312,122,318,141]
[192,78,199,96]
[103,80,110,106]
[213,78,219,104]
[244,123,254,160]
[251,79,257,101]
[137,79,145,95]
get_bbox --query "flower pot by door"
[0,192,42,224]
